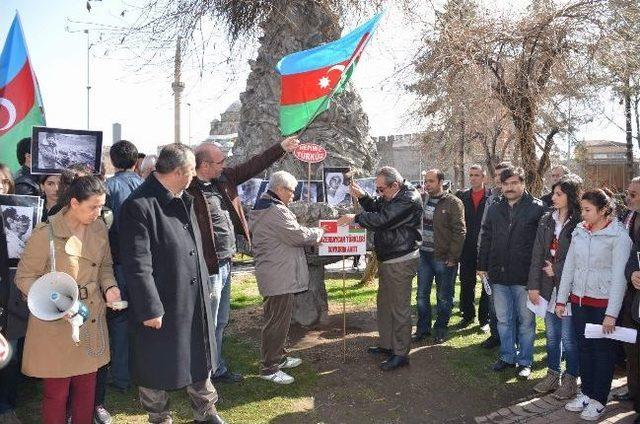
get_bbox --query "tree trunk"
[625,76,634,184]
[458,118,466,189]
[513,106,544,196]
[229,2,378,178]
[634,93,640,152]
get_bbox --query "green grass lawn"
[16,271,548,423]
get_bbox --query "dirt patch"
[229,304,538,423]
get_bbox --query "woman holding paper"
[556,189,632,421]
[528,175,582,399]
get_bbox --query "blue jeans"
[416,251,457,337]
[545,311,579,376]
[493,284,535,366]
[108,264,130,389]
[207,259,232,377]
[572,303,617,405]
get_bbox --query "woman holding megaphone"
[15,175,121,424]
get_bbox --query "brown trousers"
[377,257,419,356]
[261,293,294,375]
[138,378,218,423]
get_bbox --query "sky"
[0,0,628,156]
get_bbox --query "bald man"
[187,136,299,384]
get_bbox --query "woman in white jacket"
[556,189,632,421]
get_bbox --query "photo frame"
[356,177,376,198]
[323,167,352,207]
[238,178,265,207]
[31,126,103,175]
[294,181,324,203]
[0,194,42,267]
[253,180,270,207]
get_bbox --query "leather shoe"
[457,319,474,329]
[433,336,446,344]
[412,332,430,343]
[633,414,640,424]
[367,346,393,355]
[492,359,515,372]
[380,355,409,371]
[613,391,634,401]
[194,414,226,424]
[481,336,500,349]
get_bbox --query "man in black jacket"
[540,165,569,208]
[478,167,545,379]
[13,137,41,196]
[456,164,491,329]
[338,166,423,371]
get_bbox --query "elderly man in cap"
[249,171,324,385]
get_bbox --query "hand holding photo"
[31,126,103,175]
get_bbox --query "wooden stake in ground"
[307,162,312,203]
[342,255,347,363]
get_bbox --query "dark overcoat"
[119,173,216,390]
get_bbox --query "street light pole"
[187,102,192,145]
[85,29,91,129]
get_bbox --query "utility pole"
[85,29,91,129]
[171,37,185,144]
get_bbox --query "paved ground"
[476,378,637,423]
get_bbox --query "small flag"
[276,13,383,135]
[0,13,46,172]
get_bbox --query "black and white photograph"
[294,181,323,203]
[0,194,42,267]
[238,178,265,207]
[31,126,103,175]
[253,180,269,207]
[356,177,376,197]
[323,167,352,207]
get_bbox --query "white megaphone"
[27,272,90,345]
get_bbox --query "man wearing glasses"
[187,136,299,384]
[616,177,640,408]
[337,166,423,371]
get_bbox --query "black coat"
[119,174,216,390]
[527,211,580,301]
[478,192,545,285]
[457,187,490,265]
[355,182,423,262]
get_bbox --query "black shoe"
[194,414,227,424]
[212,370,244,384]
[613,391,634,401]
[367,346,393,355]
[94,405,112,424]
[380,355,409,371]
[412,332,430,343]
[433,336,446,344]
[481,336,500,349]
[492,359,516,372]
[457,318,474,329]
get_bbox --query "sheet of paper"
[482,276,491,295]
[585,323,638,343]
[527,297,549,318]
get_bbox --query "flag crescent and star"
[276,13,383,135]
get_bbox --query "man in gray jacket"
[249,171,324,385]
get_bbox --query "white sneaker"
[565,393,590,412]
[260,370,294,385]
[579,400,605,421]
[279,356,302,369]
[517,366,532,379]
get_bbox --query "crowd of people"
[0,133,639,424]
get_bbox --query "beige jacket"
[15,211,117,378]
[249,192,323,297]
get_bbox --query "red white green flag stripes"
[276,13,383,136]
[0,14,46,171]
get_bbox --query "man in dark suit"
[456,164,491,328]
[120,144,225,424]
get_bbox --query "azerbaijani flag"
[0,14,45,172]
[276,13,383,136]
